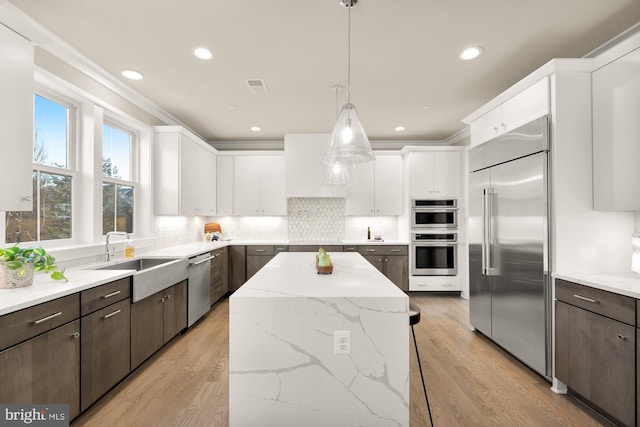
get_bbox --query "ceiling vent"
[245,79,268,94]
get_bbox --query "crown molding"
[0,0,192,131]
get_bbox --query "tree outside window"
[103,123,135,235]
[5,94,73,243]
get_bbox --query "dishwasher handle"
[189,255,216,266]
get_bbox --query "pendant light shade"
[324,103,375,167]
[324,0,374,178]
[322,162,351,185]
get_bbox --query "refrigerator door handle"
[485,187,495,276]
[481,188,488,274]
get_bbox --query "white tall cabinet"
[345,154,403,216]
[0,25,33,211]
[592,46,640,211]
[233,155,286,216]
[154,126,217,216]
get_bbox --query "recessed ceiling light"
[194,47,213,60]
[251,126,261,132]
[227,105,237,110]
[423,105,432,110]
[122,69,143,80]
[394,126,405,132]
[460,47,483,60]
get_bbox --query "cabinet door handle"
[573,294,599,304]
[166,293,172,300]
[103,290,121,299]
[365,249,376,252]
[23,196,32,202]
[71,331,80,339]
[103,309,122,319]
[33,311,62,325]
[384,259,389,262]
[617,334,626,341]
[190,255,216,266]
[161,297,166,303]
[345,247,356,251]
[390,249,401,252]
[255,249,266,253]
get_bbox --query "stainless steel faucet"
[105,231,129,262]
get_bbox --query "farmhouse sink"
[92,257,188,302]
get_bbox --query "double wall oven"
[411,199,458,276]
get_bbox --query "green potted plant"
[0,246,68,289]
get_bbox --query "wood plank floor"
[73,295,610,427]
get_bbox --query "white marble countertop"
[233,252,408,299]
[0,269,133,316]
[0,240,410,317]
[553,272,640,299]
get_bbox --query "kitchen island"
[229,252,409,427]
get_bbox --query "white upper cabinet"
[470,77,549,147]
[345,155,402,215]
[407,150,460,198]
[284,134,348,198]
[216,155,234,215]
[0,25,33,211]
[234,155,286,215]
[154,126,216,216]
[593,47,640,211]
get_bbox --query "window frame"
[3,89,78,246]
[101,117,138,236]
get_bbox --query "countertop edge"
[552,272,640,299]
[1,240,411,317]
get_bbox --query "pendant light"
[323,85,352,185]
[324,0,375,169]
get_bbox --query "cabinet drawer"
[212,247,227,257]
[80,277,131,316]
[289,245,343,253]
[358,245,408,256]
[0,294,80,351]
[211,264,223,283]
[246,245,274,256]
[555,279,635,325]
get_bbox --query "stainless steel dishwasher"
[188,252,214,327]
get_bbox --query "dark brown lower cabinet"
[229,245,246,292]
[163,280,187,343]
[210,247,229,304]
[0,320,81,419]
[81,299,131,411]
[555,300,635,426]
[360,246,409,291]
[131,281,187,369]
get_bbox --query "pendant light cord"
[347,2,351,104]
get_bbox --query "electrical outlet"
[334,330,351,355]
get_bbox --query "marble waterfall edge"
[229,253,409,427]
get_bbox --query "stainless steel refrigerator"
[468,115,551,379]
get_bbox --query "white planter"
[0,262,34,288]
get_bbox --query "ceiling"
[7,0,640,143]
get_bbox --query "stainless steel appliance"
[468,115,551,379]
[411,232,457,275]
[411,199,458,229]
[188,252,215,327]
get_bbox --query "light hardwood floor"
[73,295,609,427]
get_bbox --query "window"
[5,94,74,243]
[102,123,135,235]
